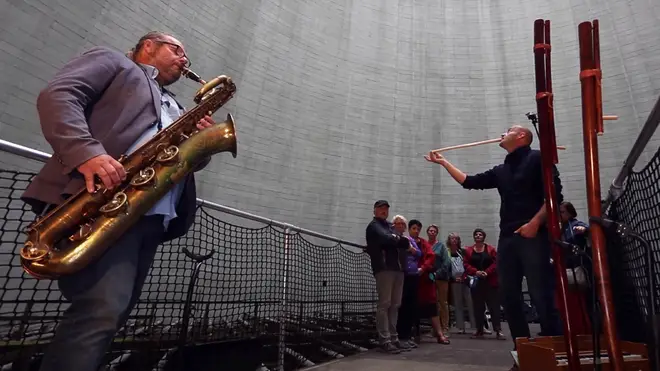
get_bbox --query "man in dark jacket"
[425,125,563,370]
[365,200,410,353]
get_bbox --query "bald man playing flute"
[425,125,563,367]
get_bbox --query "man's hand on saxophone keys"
[196,115,214,131]
[191,114,216,172]
[77,154,127,193]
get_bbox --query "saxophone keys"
[68,223,94,243]
[156,145,180,165]
[129,167,156,188]
[99,192,129,218]
[20,241,50,261]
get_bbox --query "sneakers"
[380,342,401,354]
[393,340,413,351]
[380,340,415,354]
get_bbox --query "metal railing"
[603,94,660,211]
[0,138,376,371]
[0,138,365,249]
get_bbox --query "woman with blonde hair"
[446,232,476,334]
[392,214,420,351]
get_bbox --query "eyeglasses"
[153,39,191,67]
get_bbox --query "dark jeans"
[39,215,165,371]
[472,280,501,332]
[396,274,419,341]
[497,232,562,348]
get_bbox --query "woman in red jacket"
[463,228,505,340]
[410,220,450,345]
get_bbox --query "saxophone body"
[19,70,238,280]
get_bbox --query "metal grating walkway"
[300,324,536,371]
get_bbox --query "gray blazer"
[22,46,199,242]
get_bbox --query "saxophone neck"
[182,68,206,85]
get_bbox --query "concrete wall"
[1,0,659,245]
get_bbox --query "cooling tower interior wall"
[1,0,659,244]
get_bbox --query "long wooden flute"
[430,138,567,153]
[430,113,617,154]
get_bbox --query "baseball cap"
[373,200,390,208]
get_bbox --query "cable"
[555,238,602,370]
[590,216,660,371]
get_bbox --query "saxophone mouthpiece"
[182,68,206,85]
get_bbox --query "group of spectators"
[365,199,505,354]
[365,198,591,356]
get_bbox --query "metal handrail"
[0,138,366,249]
[603,94,660,211]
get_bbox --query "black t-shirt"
[462,145,564,237]
[469,250,494,271]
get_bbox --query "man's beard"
[163,74,180,86]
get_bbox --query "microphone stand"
[525,112,542,140]
[589,216,660,371]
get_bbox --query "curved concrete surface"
[0,0,659,244]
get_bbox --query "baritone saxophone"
[19,68,238,279]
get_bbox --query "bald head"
[512,125,533,145]
[499,125,534,152]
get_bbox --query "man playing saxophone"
[21,31,215,371]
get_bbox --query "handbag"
[566,266,589,291]
[465,247,487,290]
[467,275,479,289]
[564,223,590,291]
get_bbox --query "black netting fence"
[0,170,378,371]
[606,145,660,349]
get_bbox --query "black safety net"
[606,146,660,348]
[0,169,378,371]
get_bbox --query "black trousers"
[497,232,563,348]
[396,274,419,341]
[472,280,502,332]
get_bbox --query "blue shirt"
[561,218,589,247]
[125,64,185,230]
